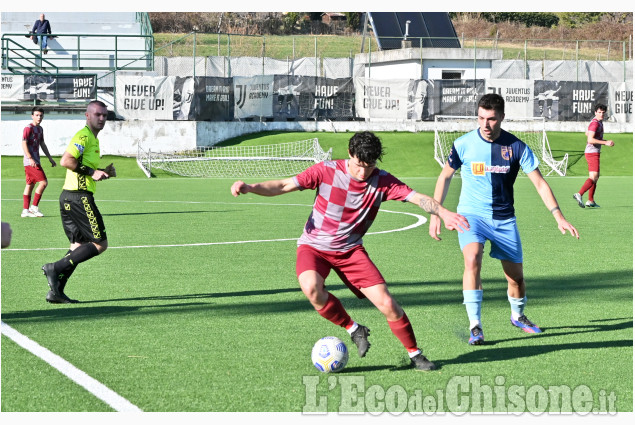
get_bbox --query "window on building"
[442,71,462,80]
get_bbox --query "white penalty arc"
[3,208,427,251]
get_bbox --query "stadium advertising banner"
[116,75,174,120]
[533,81,609,121]
[608,82,633,123]
[354,78,411,120]
[233,75,274,119]
[430,80,485,117]
[56,75,97,100]
[192,76,234,121]
[273,75,303,120]
[299,77,354,120]
[407,79,433,121]
[173,77,195,120]
[1,74,96,101]
[485,79,533,119]
[1,74,24,101]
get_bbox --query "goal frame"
[136,138,332,178]
[433,115,568,177]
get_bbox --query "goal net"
[137,138,332,178]
[434,116,568,176]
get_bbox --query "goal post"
[433,116,568,177]
[137,138,332,178]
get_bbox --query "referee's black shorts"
[59,189,107,244]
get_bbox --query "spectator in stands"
[31,13,52,54]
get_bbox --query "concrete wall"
[4,113,627,157]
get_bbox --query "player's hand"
[92,169,109,181]
[557,219,580,239]
[231,180,250,197]
[440,210,470,234]
[103,163,116,177]
[28,158,36,167]
[428,215,442,241]
[49,159,57,167]
[607,140,615,147]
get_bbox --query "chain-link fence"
[140,32,632,79]
[96,32,632,123]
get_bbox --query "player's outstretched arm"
[231,178,298,197]
[428,163,457,240]
[409,191,469,236]
[527,169,580,239]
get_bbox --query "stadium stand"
[1,12,152,72]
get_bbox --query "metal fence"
[145,32,632,81]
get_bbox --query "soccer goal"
[136,138,332,178]
[434,116,568,176]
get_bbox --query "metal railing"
[1,32,154,72]
[136,12,154,55]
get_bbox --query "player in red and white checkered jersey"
[21,106,57,218]
[573,104,614,209]
[231,131,469,371]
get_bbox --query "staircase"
[1,12,153,73]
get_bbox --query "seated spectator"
[31,13,52,54]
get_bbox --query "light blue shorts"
[458,215,523,263]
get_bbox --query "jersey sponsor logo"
[472,162,485,176]
[486,165,511,174]
[471,162,510,176]
[501,146,512,160]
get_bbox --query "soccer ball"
[311,336,349,373]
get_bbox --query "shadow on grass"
[437,338,632,367]
[432,318,632,368]
[102,209,232,217]
[3,270,631,329]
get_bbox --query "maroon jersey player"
[231,131,469,371]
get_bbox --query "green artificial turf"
[1,131,632,413]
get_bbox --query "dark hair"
[478,93,505,115]
[348,131,384,164]
[31,106,44,115]
[594,103,607,112]
[87,100,107,109]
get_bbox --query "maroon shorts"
[585,153,600,173]
[296,244,385,299]
[24,164,47,184]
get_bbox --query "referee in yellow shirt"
[42,100,115,303]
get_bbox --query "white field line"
[2,199,427,251]
[1,321,142,412]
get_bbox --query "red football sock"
[588,182,597,202]
[33,192,42,207]
[316,293,353,328]
[387,312,418,352]
[579,178,594,196]
[23,195,31,209]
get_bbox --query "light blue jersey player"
[429,93,580,345]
